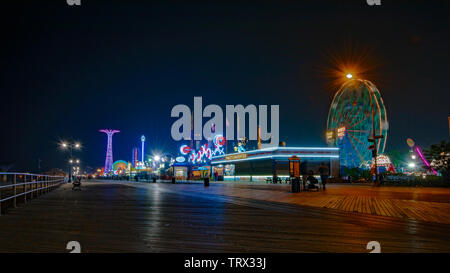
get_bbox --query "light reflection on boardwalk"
[0,181,449,253]
[157,182,450,224]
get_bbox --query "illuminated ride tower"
[132,147,139,167]
[141,135,146,162]
[100,129,120,173]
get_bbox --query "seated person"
[72,176,81,189]
[306,170,319,190]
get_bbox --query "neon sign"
[180,145,192,155]
[179,135,226,164]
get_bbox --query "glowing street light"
[408,162,416,168]
[346,73,353,79]
[59,140,82,182]
[411,155,416,160]
[60,141,81,152]
[154,155,161,162]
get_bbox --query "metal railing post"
[0,175,2,216]
[24,175,27,204]
[13,174,17,208]
[0,172,65,215]
[33,175,36,199]
[31,175,33,199]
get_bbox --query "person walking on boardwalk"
[319,162,329,191]
[300,161,307,191]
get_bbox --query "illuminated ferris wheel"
[326,79,388,169]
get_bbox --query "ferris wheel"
[326,79,388,169]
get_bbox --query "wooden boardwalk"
[168,182,450,224]
[1,181,450,253]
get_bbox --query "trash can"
[171,177,175,184]
[291,177,300,193]
[204,177,210,187]
[152,177,156,183]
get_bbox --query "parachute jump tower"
[100,129,120,173]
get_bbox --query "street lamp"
[365,81,384,186]
[60,140,81,182]
[346,73,353,79]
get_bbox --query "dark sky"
[1,0,449,172]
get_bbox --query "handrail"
[0,179,65,189]
[0,172,63,178]
[0,172,66,215]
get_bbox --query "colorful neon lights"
[212,154,339,164]
[211,146,339,159]
[141,135,146,162]
[180,145,191,155]
[337,127,346,139]
[179,135,226,164]
[99,129,120,173]
[415,146,438,175]
[112,160,128,172]
[212,134,226,156]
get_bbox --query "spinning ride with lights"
[113,160,128,175]
[327,79,388,169]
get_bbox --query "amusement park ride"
[326,77,388,181]
[326,76,440,178]
[407,138,438,175]
[99,129,120,173]
[326,78,388,168]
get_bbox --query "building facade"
[211,146,339,181]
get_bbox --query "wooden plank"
[1,181,450,253]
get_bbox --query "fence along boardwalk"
[1,181,450,253]
[0,173,65,215]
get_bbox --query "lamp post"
[366,84,384,186]
[61,141,81,182]
[69,159,81,178]
[344,74,383,185]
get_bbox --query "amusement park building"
[210,147,340,181]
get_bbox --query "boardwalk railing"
[0,172,65,215]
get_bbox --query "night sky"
[1,0,449,172]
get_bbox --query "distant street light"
[346,73,353,79]
[408,162,416,168]
[60,140,81,182]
